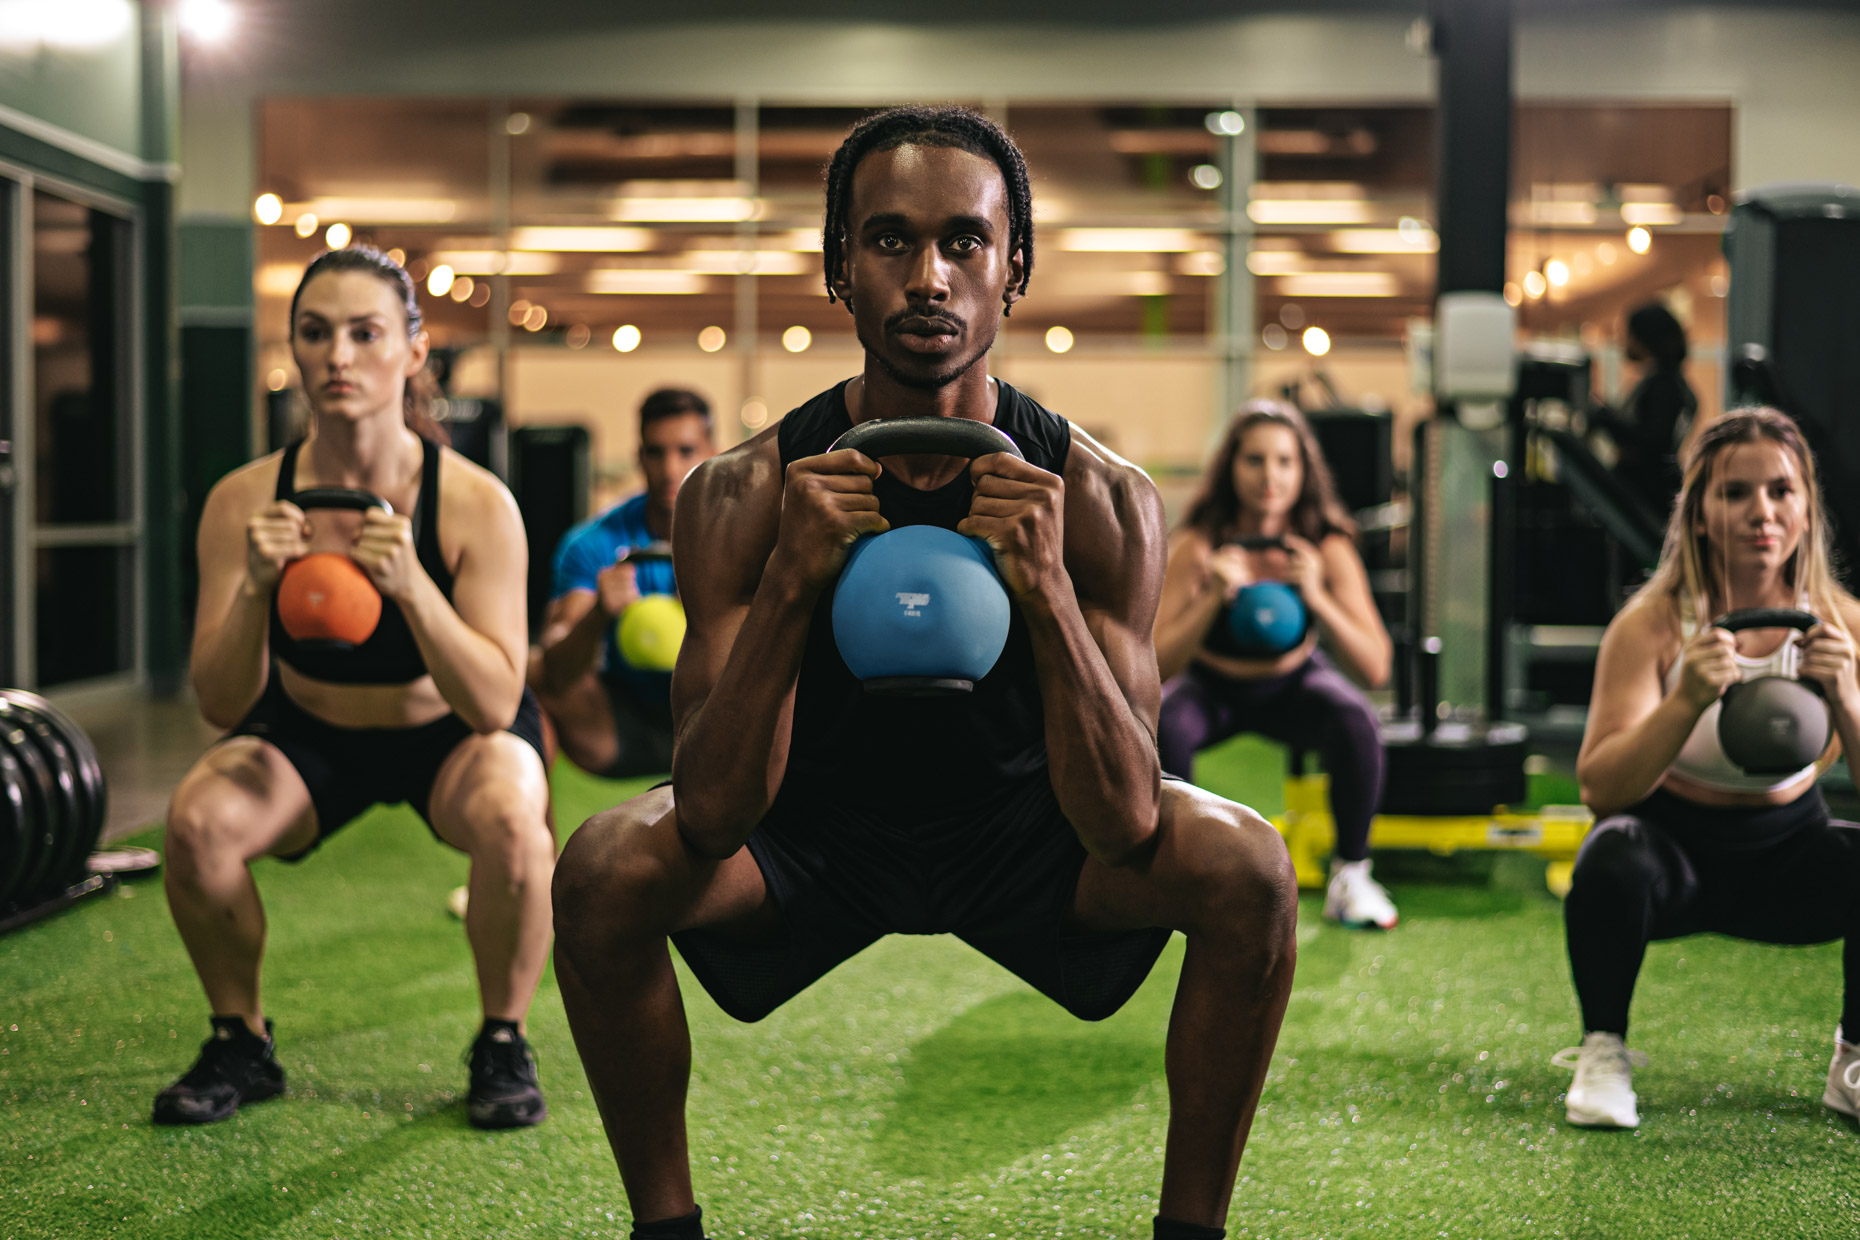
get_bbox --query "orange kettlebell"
[276,488,389,649]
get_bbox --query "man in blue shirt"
[529,388,715,777]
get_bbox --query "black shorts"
[671,775,1174,1023]
[595,674,676,780]
[224,676,548,861]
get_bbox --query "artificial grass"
[1,740,1856,1239]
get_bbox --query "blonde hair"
[1637,405,1853,626]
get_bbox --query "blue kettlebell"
[829,417,1022,695]
[1227,578,1309,656]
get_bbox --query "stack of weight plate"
[0,689,110,922]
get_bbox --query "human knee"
[1568,822,1663,904]
[1177,798,1299,937]
[552,798,679,943]
[163,787,256,874]
[462,793,556,884]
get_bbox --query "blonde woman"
[1565,406,1860,1128]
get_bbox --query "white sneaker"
[1823,1027,1860,1118]
[1323,858,1398,929]
[1554,1031,1644,1128]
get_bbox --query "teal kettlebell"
[829,417,1023,695]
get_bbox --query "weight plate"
[0,700,87,890]
[0,691,106,859]
[0,721,61,903]
[0,744,30,911]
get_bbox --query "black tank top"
[267,437,455,685]
[775,380,1072,818]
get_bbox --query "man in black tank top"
[553,107,1297,1240]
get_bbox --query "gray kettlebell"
[1712,608,1831,775]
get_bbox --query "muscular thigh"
[171,738,319,860]
[1070,780,1287,934]
[1703,821,1860,946]
[426,730,552,852]
[560,784,779,939]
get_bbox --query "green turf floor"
[1,737,1856,1239]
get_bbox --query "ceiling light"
[698,326,727,352]
[1246,200,1374,226]
[1329,228,1437,253]
[1545,259,1570,287]
[179,0,234,42]
[1302,326,1332,356]
[1190,165,1223,191]
[253,194,283,226]
[1205,110,1246,136]
[741,399,769,429]
[613,325,641,352]
[608,197,761,223]
[1276,272,1399,297]
[509,226,651,252]
[293,213,318,238]
[324,222,351,249]
[1045,326,1075,354]
[781,326,812,353]
[1058,229,1205,253]
[426,265,455,298]
[1621,202,1683,227]
[1522,271,1548,298]
[584,271,709,295]
[1626,227,1652,255]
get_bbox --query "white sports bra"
[1662,608,1819,793]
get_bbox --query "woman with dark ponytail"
[153,246,555,1131]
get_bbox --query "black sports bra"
[267,437,455,685]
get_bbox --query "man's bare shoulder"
[682,424,784,516]
[1062,423,1163,536]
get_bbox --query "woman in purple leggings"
[1155,400,1394,927]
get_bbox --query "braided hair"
[821,105,1034,311]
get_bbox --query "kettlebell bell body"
[827,417,1023,695]
[1227,580,1308,656]
[1712,607,1832,775]
[278,553,383,647]
[277,488,391,650]
[618,593,686,671]
[833,526,1012,694]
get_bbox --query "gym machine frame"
[1269,364,1594,896]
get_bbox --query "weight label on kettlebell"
[896,592,930,617]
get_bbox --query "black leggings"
[1157,653,1384,862]
[1564,786,1860,1037]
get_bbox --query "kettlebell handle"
[289,487,394,516]
[1710,607,1821,635]
[627,540,674,564]
[830,416,1024,463]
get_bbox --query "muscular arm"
[537,591,608,693]
[966,433,1165,866]
[1153,531,1225,682]
[189,465,283,729]
[1304,534,1392,687]
[670,438,887,855]
[1576,601,1709,816]
[394,458,530,732]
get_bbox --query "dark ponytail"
[289,245,448,443]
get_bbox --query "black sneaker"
[465,1023,547,1129]
[152,1016,286,1125]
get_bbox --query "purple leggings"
[1158,654,1385,862]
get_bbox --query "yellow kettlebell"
[617,594,686,671]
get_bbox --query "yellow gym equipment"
[1270,768,1594,897]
